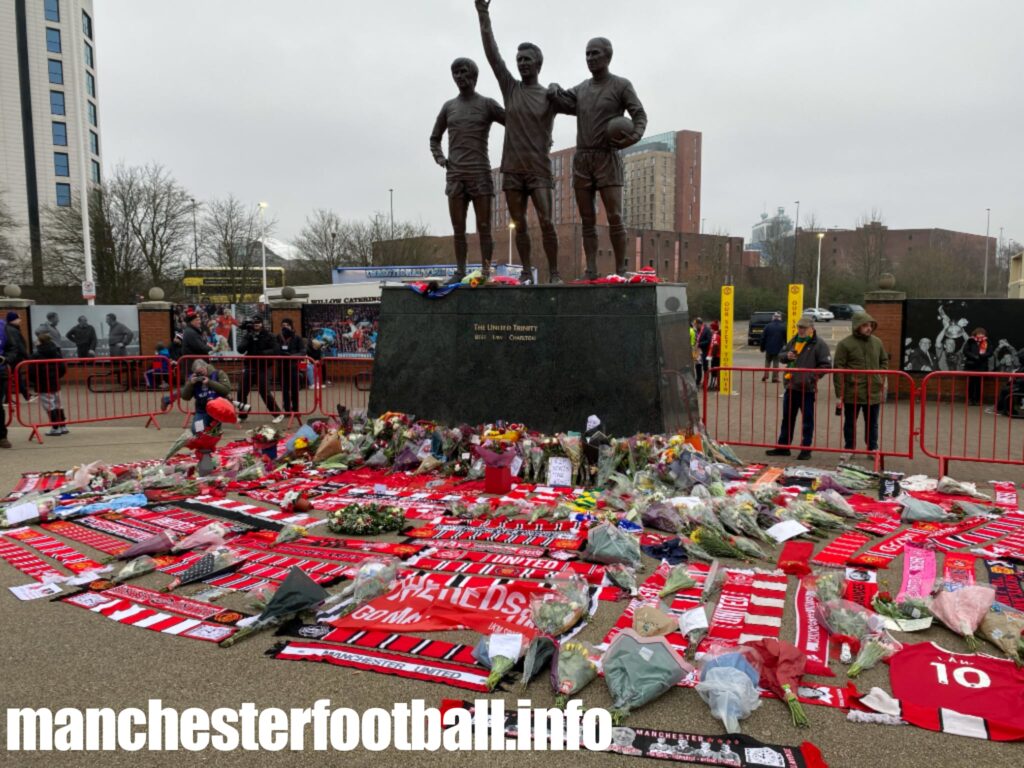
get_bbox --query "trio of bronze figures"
[430,1,647,284]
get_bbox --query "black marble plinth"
[368,283,700,436]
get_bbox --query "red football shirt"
[888,642,1024,740]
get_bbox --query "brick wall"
[137,306,174,358]
[864,299,905,370]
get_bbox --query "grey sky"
[97,0,1022,246]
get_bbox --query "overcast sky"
[97,0,1022,246]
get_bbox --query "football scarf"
[862,642,1024,741]
[236,531,422,559]
[0,537,66,582]
[811,532,871,567]
[843,567,879,608]
[976,521,1024,562]
[415,547,592,575]
[897,547,937,602]
[401,538,549,559]
[984,560,1024,611]
[777,541,814,576]
[932,512,1024,552]
[697,570,787,653]
[41,520,131,556]
[990,481,1018,509]
[440,699,830,767]
[321,628,479,666]
[913,516,988,540]
[943,552,977,591]
[184,497,321,530]
[101,583,227,620]
[271,641,491,692]
[406,523,585,550]
[848,529,929,569]
[76,514,155,542]
[9,471,67,496]
[61,591,240,644]
[406,550,605,584]
[2,527,102,573]
[855,514,902,536]
[793,581,833,677]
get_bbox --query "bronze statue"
[476,0,560,284]
[430,58,506,284]
[549,38,647,279]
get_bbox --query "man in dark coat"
[66,315,98,358]
[766,316,833,460]
[3,312,34,402]
[237,317,282,422]
[181,311,211,359]
[759,312,788,383]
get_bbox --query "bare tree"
[344,212,430,266]
[39,188,147,303]
[293,208,347,281]
[0,189,18,283]
[850,209,889,289]
[111,163,193,286]
[199,196,274,304]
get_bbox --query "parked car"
[748,310,783,345]
[802,307,834,322]
[829,303,864,320]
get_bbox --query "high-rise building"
[491,129,701,235]
[0,0,102,286]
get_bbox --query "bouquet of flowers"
[930,585,995,651]
[172,522,229,553]
[473,633,524,691]
[557,434,584,485]
[748,639,810,727]
[814,489,858,519]
[520,635,556,688]
[163,546,240,592]
[633,605,677,637]
[596,443,626,488]
[605,563,638,596]
[779,500,849,534]
[322,557,401,619]
[273,524,307,546]
[805,571,845,603]
[899,496,958,523]
[112,555,157,583]
[604,630,693,723]
[695,645,763,733]
[530,576,589,636]
[815,599,884,662]
[327,503,405,535]
[979,604,1024,665]
[847,632,902,677]
[871,591,933,631]
[936,476,991,500]
[583,522,641,567]
[659,563,697,598]
[551,641,599,707]
[690,527,749,561]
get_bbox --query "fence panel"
[173,355,318,427]
[13,356,167,442]
[318,357,374,418]
[918,371,1024,476]
[702,366,916,469]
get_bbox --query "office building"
[0,0,102,286]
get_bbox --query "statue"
[549,38,647,279]
[476,0,560,284]
[429,58,506,284]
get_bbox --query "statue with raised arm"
[549,38,647,279]
[430,58,506,284]
[476,0,560,284]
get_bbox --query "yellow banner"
[787,284,804,340]
[719,285,734,395]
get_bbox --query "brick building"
[490,129,702,235]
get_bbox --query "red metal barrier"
[702,366,916,469]
[13,356,167,443]
[173,355,318,427]
[918,371,1024,476]
[317,356,373,418]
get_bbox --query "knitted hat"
[5,311,18,322]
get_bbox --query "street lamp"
[258,202,268,302]
[508,221,516,266]
[190,197,198,270]
[388,189,394,240]
[983,208,991,295]
[815,232,824,309]
[791,200,800,282]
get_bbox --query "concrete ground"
[0,329,1021,766]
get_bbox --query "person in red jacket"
[706,321,722,391]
